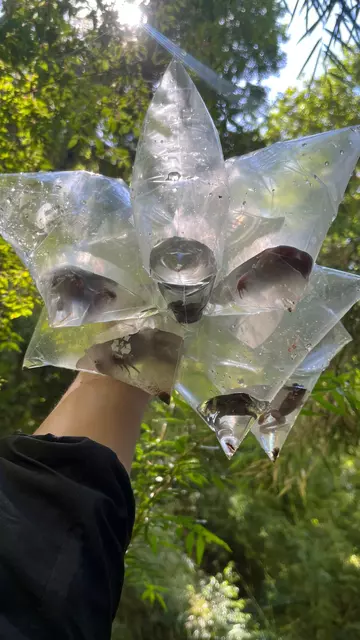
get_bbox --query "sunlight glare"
[114,0,146,28]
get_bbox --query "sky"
[266,0,341,98]
[266,11,319,97]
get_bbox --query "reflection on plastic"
[177,266,360,456]
[198,392,270,458]
[77,328,182,403]
[224,127,360,275]
[132,60,229,322]
[44,266,120,327]
[258,383,307,426]
[210,245,313,314]
[0,171,156,327]
[150,236,217,323]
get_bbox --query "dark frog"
[76,328,183,404]
[236,245,313,312]
[46,265,118,324]
[258,383,307,429]
[199,392,269,430]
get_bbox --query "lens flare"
[114,0,146,27]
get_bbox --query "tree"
[0,0,287,175]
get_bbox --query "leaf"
[324,27,353,52]
[155,592,167,611]
[185,531,195,556]
[298,37,322,77]
[289,0,302,25]
[148,532,158,555]
[141,585,155,605]
[186,471,209,486]
[328,71,352,86]
[310,45,323,85]
[198,525,232,552]
[323,44,350,75]
[312,394,344,415]
[331,390,348,414]
[212,474,227,491]
[196,535,205,565]
[67,135,79,149]
[297,14,324,44]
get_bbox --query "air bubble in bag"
[132,60,230,324]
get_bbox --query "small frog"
[47,266,118,324]
[236,245,313,312]
[199,392,267,429]
[76,329,183,404]
[258,383,307,430]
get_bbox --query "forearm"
[35,372,150,473]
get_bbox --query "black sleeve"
[0,434,135,640]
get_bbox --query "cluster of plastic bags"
[1,60,360,459]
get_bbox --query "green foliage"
[0,0,287,175]
[0,238,37,354]
[0,0,150,177]
[266,52,360,140]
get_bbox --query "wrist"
[76,371,151,405]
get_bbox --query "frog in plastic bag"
[1,60,360,459]
[1,62,359,328]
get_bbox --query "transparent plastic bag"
[0,171,156,327]
[176,346,270,458]
[209,308,285,350]
[177,265,360,457]
[34,244,156,328]
[210,245,313,315]
[132,60,230,323]
[24,309,183,402]
[207,263,360,350]
[251,322,352,461]
[212,126,360,314]
[205,265,360,400]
